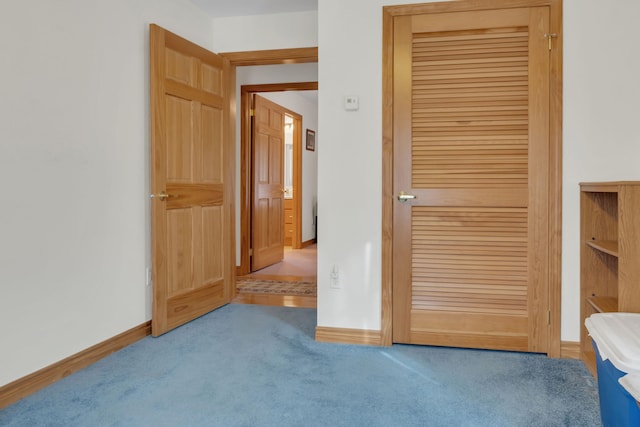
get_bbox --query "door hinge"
[250,109,255,117]
[544,33,557,51]
[249,248,253,256]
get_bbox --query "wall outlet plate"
[344,96,359,111]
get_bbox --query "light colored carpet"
[1,305,601,427]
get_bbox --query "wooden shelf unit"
[580,181,640,376]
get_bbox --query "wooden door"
[251,95,286,271]
[392,7,551,352]
[150,25,233,336]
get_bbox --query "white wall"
[213,12,318,264]
[260,91,319,243]
[562,0,640,340]
[213,11,319,263]
[316,0,640,340]
[3,0,638,390]
[0,6,319,389]
[212,11,318,52]
[0,0,214,387]
[316,1,405,331]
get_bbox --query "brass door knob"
[150,191,175,201]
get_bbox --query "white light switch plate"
[344,96,359,111]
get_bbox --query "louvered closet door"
[392,7,550,352]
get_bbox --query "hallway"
[233,245,317,308]
[247,244,317,280]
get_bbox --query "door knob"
[150,191,175,201]
[397,191,417,202]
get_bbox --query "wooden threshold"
[232,293,316,308]
[0,321,151,409]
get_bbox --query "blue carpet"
[1,305,600,426]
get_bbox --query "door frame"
[240,83,317,275]
[381,0,563,356]
[220,49,318,277]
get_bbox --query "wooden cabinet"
[580,182,640,376]
[284,199,295,246]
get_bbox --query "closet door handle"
[397,191,417,202]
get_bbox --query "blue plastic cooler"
[585,313,640,427]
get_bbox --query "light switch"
[344,96,359,111]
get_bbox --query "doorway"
[219,49,318,308]
[149,36,317,333]
[236,82,318,276]
[235,82,318,308]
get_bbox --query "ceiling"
[190,0,318,18]
[191,0,319,105]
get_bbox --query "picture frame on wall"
[306,129,315,151]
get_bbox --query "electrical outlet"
[330,265,341,289]
[146,267,152,287]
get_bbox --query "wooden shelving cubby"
[580,182,640,377]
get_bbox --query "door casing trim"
[381,0,563,356]
[243,87,313,274]
[221,49,318,277]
